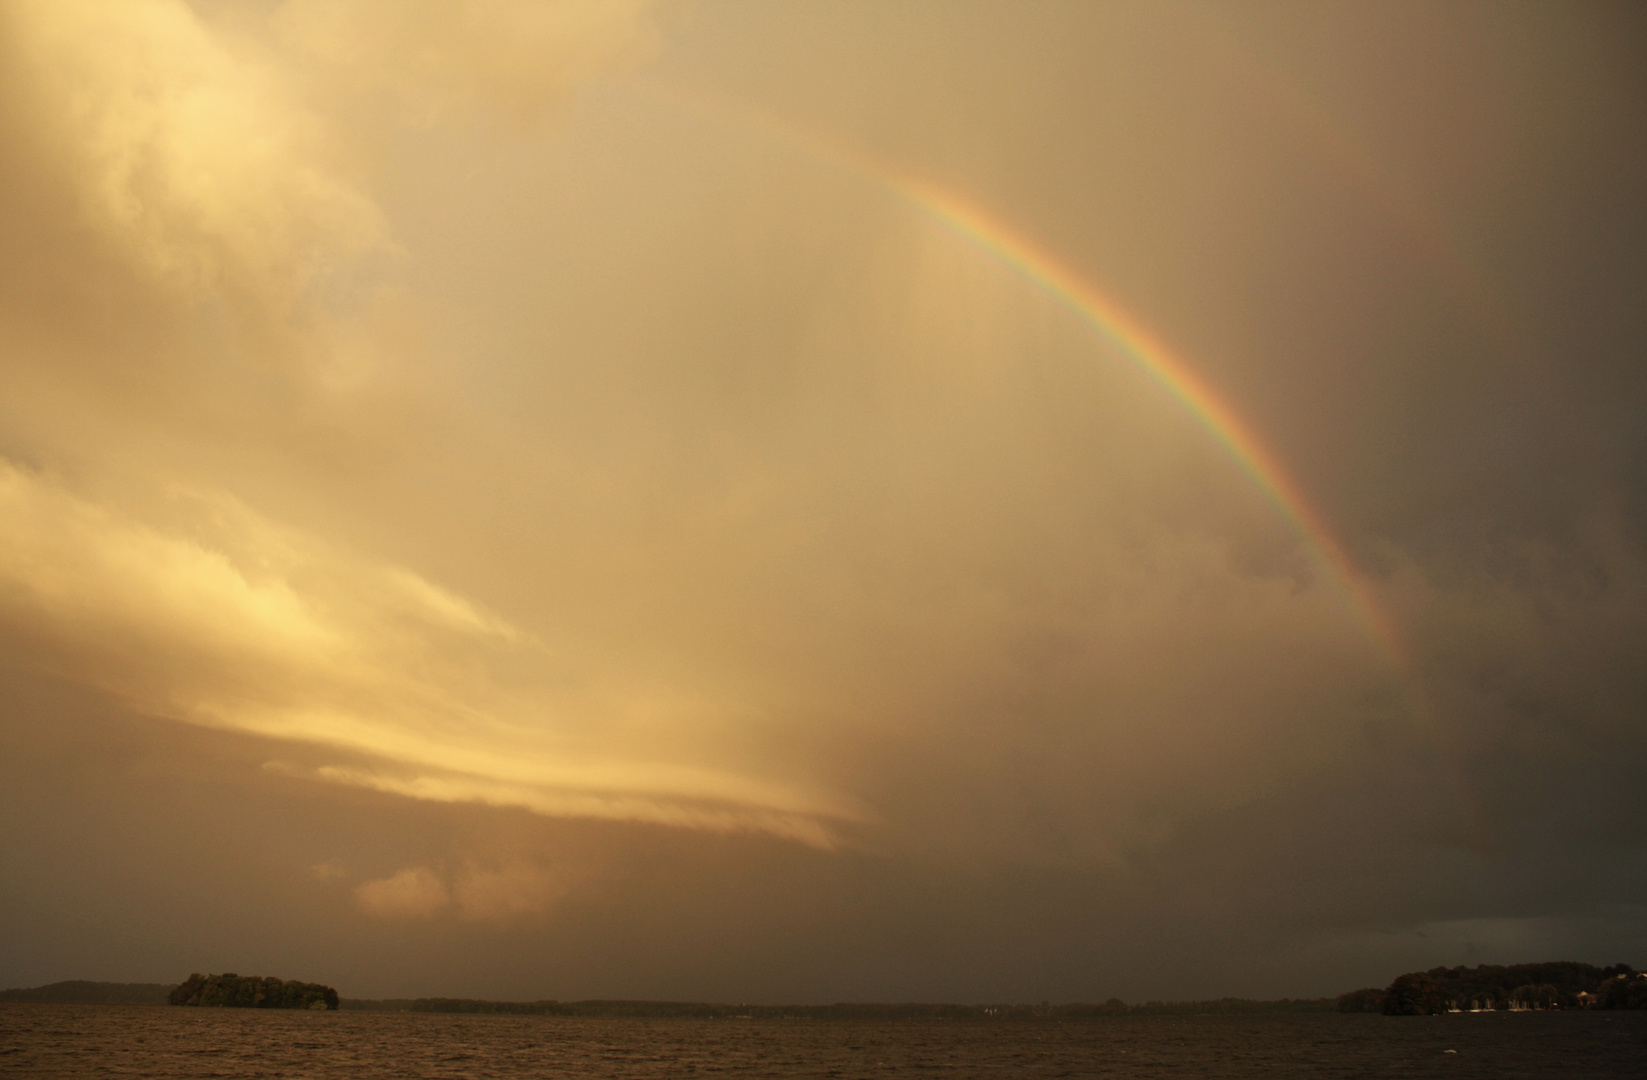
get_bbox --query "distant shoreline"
[9,965,1640,1018]
[0,982,1336,1016]
[338,997,1338,1018]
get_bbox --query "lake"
[1,1003,1641,1078]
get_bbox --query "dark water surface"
[2,1004,1642,1078]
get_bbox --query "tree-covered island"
[1334,962,1645,1014]
[168,973,338,1010]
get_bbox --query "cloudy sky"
[1,0,1643,1004]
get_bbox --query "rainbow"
[890,177,1408,671]
[643,81,1409,673]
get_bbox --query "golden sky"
[2,0,1644,1002]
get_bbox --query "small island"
[168,973,338,1010]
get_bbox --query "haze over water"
[1,0,1644,1006]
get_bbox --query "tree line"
[1334,962,1645,1014]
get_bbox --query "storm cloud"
[1,0,1643,1003]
